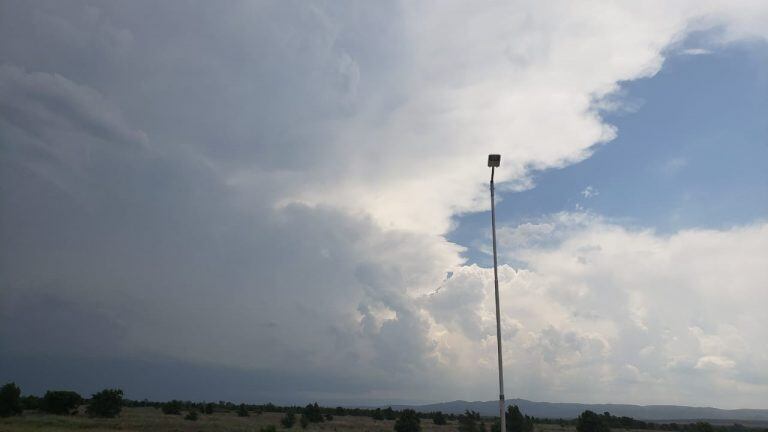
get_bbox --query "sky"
[1,1,767,409]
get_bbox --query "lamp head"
[487,154,501,167]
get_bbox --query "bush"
[303,402,324,423]
[577,410,609,432]
[237,403,249,417]
[506,405,533,432]
[394,409,421,432]
[0,382,22,417]
[300,413,310,429]
[282,411,297,428]
[262,426,278,432]
[459,410,483,432]
[433,411,448,425]
[20,395,40,411]
[162,400,183,415]
[86,389,123,418]
[185,410,199,421]
[41,390,82,415]
[204,402,215,414]
[325,413,334,421]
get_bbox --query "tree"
[161,400,183,415]
[433,411,448,425]
[325,413,334,421]
[237,403,250,417]
[41,390,82,415]
[204,402,215,414]
[86,388,123,418]
[506,405,534,432]
[394,409,421,432]
[0,382,22,417]
[303,402,324,423]
[693,422,714,432]
[335,406,347,416]
[282,411,297,428]
[577,410,610,432]
[185,410,199,421]
[20,395,40,411]
[262,426,278,432]
[459,410,483,432]
[384,406,397,420]
[373,408,385,420]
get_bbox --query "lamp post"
[488,153,505,432]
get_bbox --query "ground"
[1,408,560,432]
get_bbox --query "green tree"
[433,411,448,425]
[86,388,123,418]
[506,405,534,432]
[237,403,249,417]
[204,402,215,414]
[577,410,609,432]
[459,410,483,432]
[303,402,324,423]
[394,409,421,432]
[161,400,183,415]
[41,390,82,415]
[0,382,23,417]
[693,422,714,432]
[282,411,297,428]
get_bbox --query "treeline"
[2,381,766,432]
[0,382,123,418]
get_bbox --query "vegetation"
[433,411,448,425]
[459,410,484,432]
[184,409,199,421]
[303,402,324,423]
[41,390,82,415]
[577,410,610,432]
[0,382,22,417]
[86,388,124,418]
[506,405,534,432]
[281,411,296,428]
[394,409,421,432]
[237,403,250,417]
[161,400,183,415]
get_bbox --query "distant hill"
[392,399,768,422]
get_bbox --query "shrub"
[0,382,22,417]
[300,413,310,429]
[204,402,215,414]
[459,410,483,432]
[237,403,249,417]
[325,413,334,421]
[41,390,82,415]
[20,395,40,410]
[262,426,278,432]
[372,408,385,420]
[162,400,183,415]
[433,411,448,425]
[394,409,421,432]
[303,402,324,423]
[577,410,609,432]
[86,389,123,418]
[282,411,297,428]
[506,405,533,432]
[185,410,199,421]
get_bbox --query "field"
[0,408,578,432]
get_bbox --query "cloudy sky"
[1,1,767,409]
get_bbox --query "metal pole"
[490,166,506,432]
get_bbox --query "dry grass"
[0,408,475,432]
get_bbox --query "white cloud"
[426,215,768,407]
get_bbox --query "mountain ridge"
[391,399,768,421]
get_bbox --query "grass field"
[1,407,565,432]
